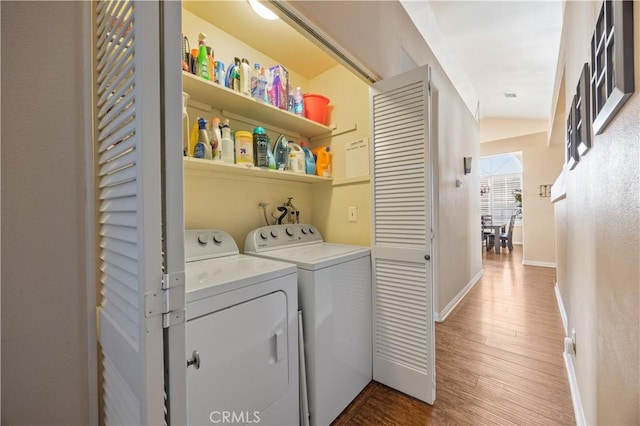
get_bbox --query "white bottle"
[240,58,251,96]
[288,142,306,174]
[220,119,235,164]
[209,117,223,161]
[194,117,212,160]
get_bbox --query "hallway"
[333,246,576,425]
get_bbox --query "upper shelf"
[182,72,332,139]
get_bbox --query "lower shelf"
[183,157,333,184]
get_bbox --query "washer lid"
[247,243,370,270]
[185,254,296,303]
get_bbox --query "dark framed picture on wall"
[566,96,578,170]
[575,63,592,156]
[590,0,635,135]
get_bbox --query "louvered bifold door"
[369,65,435,404]
[93,1,165,424]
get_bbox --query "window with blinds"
[480,174,522,223]
[480,153,523,224]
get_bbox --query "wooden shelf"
[183,157,333,184]
[182,72,332,139]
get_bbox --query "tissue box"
[268,65,289,109]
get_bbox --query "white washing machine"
[184,229,299,426]
[245,224,372,426]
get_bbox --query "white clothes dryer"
[245,224,372,426]
[184,229,299,426]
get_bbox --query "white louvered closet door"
[93,1,166,424]
[369,65,435,404]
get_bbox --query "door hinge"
[161,272,185,328]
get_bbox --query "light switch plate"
[348,206,358,222]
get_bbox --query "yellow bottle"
[189,121,199,156]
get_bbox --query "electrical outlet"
[348,206,358,222]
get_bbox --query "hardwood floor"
[332,246,575,425]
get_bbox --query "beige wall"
[1,2,91,424]
[288,1,482,316]
[553,2,640,424]
[481,132,564,266]
[480,117,548,143]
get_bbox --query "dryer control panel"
[185,229,239,262]
[245,224,323,252]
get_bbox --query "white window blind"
[480,174,522,223]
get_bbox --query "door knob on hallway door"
[425,255,430,261]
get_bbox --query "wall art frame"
[590,0,635,135]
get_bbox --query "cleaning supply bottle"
[288,142,306,174]
[194,118,212,159]
[196,33,211,80]
[299,141,316,175]
[231,57,241,91]
[220,119,235,163]
[235,130,254,165]
[209,117,222,161]
[206,46,215,81]
[253,127,269,168]
[294,87,304,116]
[251,63,260,100]
[240,58,251,96]
[312,146,332,177]
[214,60,224,85]
[273,134,289,170]
[189,121,199,156]
[182,92,190,156]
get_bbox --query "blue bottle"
[299,141,316,175]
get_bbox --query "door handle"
[425,254,431,261]
[187,350,200,369]
[275,328,285,363]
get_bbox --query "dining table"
[483,222,507,254]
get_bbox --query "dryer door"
[187,291,289,424]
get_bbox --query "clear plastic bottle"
[231,57,241,92]
[220,119,235,164]
[251,63,260,100]
[293,87,304,116]
[240,58,251,95]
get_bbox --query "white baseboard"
[522,260,557,268]
[435,269,483,322]
[564,352,586,426]
[512,240,523,245]
[554,282,568,336]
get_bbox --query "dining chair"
[500,214,516,253]
[481,215,494,250]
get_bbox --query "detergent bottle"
[209,117,222,161]
[312,146,332,177]
[288,142,306,174]
[299,141,316,175]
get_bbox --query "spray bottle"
[194,118,212,159]
[196,33,211,80]
[220,119,235,164]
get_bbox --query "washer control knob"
[197,234,208,245]
[213,233,223,244]
[308,227,315,234]
[270,230,279,238]
[301,228,307,235]
[286,227,294,237]
[259,231,268,240]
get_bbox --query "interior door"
[93,1,172,423]
[369,65,435,404]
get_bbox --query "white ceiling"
[401,1,563,120]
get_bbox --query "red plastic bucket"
[303,94,330,125]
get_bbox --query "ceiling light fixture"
[503,93,517,98]
[248,0,279,20]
